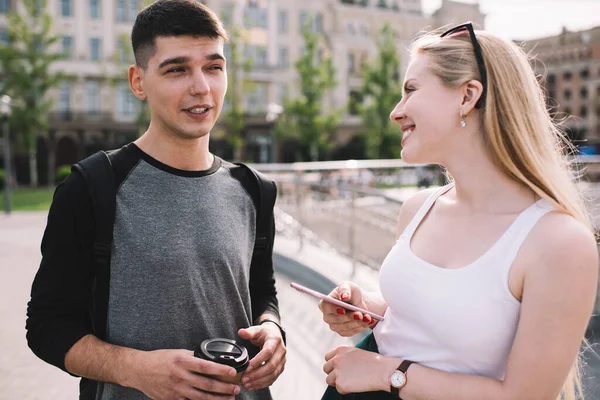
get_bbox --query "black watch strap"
[259,318,286,346]
[391,360,414,398]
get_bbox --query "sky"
[421,0,600,40]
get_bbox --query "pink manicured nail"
[341,292,350,301]
[353,314,361,321]
[362,315,371,323]
[336,308,345,315]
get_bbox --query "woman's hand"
[323,346,399,394]
[318,281,376,337]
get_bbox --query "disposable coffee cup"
[194,338,249,384]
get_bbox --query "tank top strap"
[488,199,556,273]
[401,183,455,240]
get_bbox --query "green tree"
[220,26,253,162]
[0,0,65,186]
[357,24,403,159]
[113,32,150,137]
[278,16,340,161]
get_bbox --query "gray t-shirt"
[97,145,273,400]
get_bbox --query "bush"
[55,165,72,183]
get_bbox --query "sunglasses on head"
[440,22,487,108]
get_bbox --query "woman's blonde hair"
[410,27,592,400]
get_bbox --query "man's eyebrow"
[158,56,190,69]
[158,54,225,69]
[206,53,225,62]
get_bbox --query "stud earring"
[460,111,467,128]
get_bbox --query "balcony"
[48,111,136,130]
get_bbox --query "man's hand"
[130,349,241,400]
[238,323,287,391]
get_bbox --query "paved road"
[0,212,350,400]
[1,212,599,400]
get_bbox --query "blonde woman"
[319,22,598,400]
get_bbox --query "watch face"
[391,371,406,388]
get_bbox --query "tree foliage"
[277,16,340,161]
[0,0,65,185]
[358,24,403,159]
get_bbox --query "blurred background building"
[0,0,483,184]
[522,26,600,155]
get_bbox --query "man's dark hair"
[131,0,228,69]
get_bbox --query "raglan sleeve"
[25,170,95,373]
[249,179,281,322]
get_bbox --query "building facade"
[0,0,483,184]
[522,26,600,153]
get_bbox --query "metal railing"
[253,158,600,311]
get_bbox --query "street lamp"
[266,102,283,163]
[1,95,12,214]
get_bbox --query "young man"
[25,1,286,399]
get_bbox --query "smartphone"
[289,282,385,321]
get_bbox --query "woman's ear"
[129,65,147,101]
[460,79,484,115]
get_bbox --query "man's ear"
[460,79,484,115]
[129,65,146,101]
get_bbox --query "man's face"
[131,35,227,141]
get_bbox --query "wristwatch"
[390,360,414,398]
[259,318,287,346]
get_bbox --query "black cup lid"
[194,339,249,372]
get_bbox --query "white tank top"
[372,184,555,379]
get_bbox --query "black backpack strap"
[233,163,279,322]
[234,163,277,257]
[72,151,116,341]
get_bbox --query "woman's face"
[390,53,464,165]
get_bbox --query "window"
[223,43,231,62]
[349,90,362,115]
[581,69,589,79]
[315,48,322,64]
[0,0,9,13]
[278,46,289,68]
[314,13,323,33]
[90,0,101,19]
[0,30,9,46]
[86,81,100,115]
[581,87,588,99]
[277,84,288,104]
[116,83,138,116]
[546,73,555,86]
[348,53,355,74]
[58,81,72,113]
[563,71,572,81]
[220,2,233,26]
[278,10,287,34]
[347,22,355,35]
[256,45,267,67]
[244,6,267,28]
[244,83,267,114]
[359,24,368,36]
[564,107,571,115]
[564,89,571,100]
[90,38,101,61]
[116,0,126,22]
[299,11,309,32]
[580,106,588,118]
[129,0,138,22]
[62,36,73,59]
[244,45,268,67]
[61,0,73,17]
